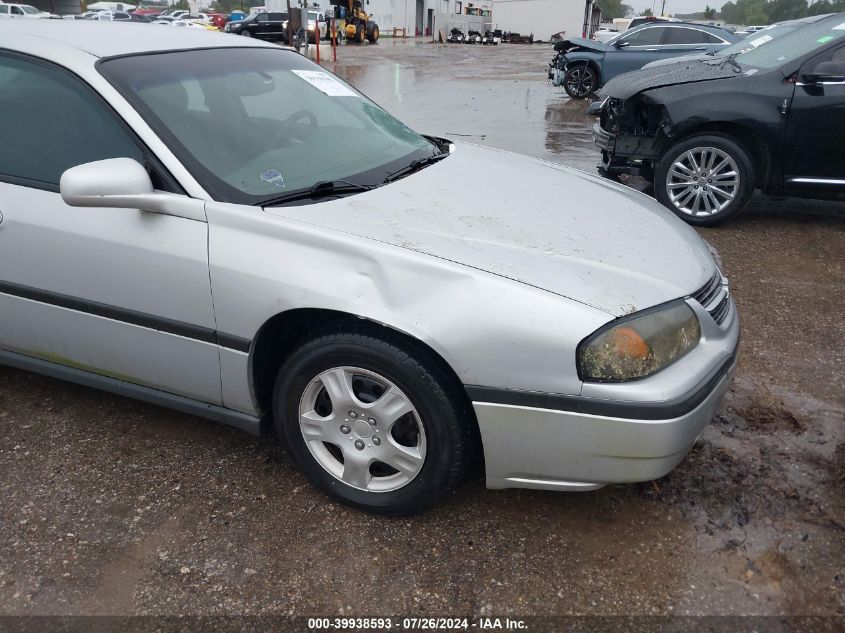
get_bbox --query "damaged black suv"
[593,13,845,225]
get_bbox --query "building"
[491,0,601,41]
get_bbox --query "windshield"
[99,48,436,205]
[715,17,831,56]
[308,11,317,19]
[21,5,41,13]
[736,15,845,68]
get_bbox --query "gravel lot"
[0,38,843,621]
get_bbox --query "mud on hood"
[267,143,715,318]
[598,59,743,100]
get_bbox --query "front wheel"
[273,332,471,515]
[654,134,754,226]
[562,63,597,99]
[239,29,252,37]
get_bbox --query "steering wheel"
[271,109,318,144]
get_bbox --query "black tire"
[367,23,379,43]
[654,134,754,226]
[355,24,365,43]
[273,331,471,515]
[240,30,252,37]
[562,63,597,99]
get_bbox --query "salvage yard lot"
[0,40,843,617]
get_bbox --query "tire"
[273,331,471,515]
[654,134,754,226]
[562,63,597,99]
[355,25,365,43]
[240,30,252,37]
[367,23,379,43]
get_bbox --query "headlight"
[578,301,701,382]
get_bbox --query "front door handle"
[646,48,659,52]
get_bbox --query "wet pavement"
[1,39,843,620]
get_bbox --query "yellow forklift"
[340,0,379,43]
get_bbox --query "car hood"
[266,143,715,317]
[598,59,743,100]
[555,37,609,53]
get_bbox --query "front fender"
[205,200,611,415]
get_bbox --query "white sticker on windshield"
[259,169,286,188]
[291,70,358,97]
[833,21,845,30]
[748,34,773,48]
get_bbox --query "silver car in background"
[0,22,739,515]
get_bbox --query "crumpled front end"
[593,93,672,181]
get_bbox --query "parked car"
[224,11,288,41]
[85,10,149,21]
[0,3,56,18]
[642,14,834,69]
[446,27,464,43]
[0,21,739,515]
[592,13,845,225]
[592,27,620,43]
[551,22,738,98]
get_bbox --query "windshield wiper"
[383,152,449,184]
[258,179,375,207]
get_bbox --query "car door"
[784,43,845,189]
[603,26,669,79]
[252,13,271,38]
[0,52,222,404]
[268,12,285,38]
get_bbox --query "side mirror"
[60,158,204,221]
[803,60,845,84]
[614,40,630,48]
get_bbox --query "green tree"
[719,1,743,23]
[767,0,809,21]
[704,5,717,18]
[641,7,653,16]
[597,0,633,20]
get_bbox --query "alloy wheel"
[566,67,594,97]
[665,146,740,216]
[298,366,426,492]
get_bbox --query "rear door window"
[664,27,714,45]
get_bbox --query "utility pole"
[660,0,666,17]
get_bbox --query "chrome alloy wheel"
[298,367,426,493]
[665,146,740,216]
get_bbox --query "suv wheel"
[240,30,252,37]
[563,63,597,99]
[273,332,471,515]
[655,134,754,226]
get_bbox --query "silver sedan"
[0,21,739,514]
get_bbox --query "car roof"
[0,19,274,59]
[626,21,737,38]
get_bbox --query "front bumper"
[475,296,739,491]
[592,121,662,178]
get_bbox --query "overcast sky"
[625,0,725,15]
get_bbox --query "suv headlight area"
[578,301,701,382]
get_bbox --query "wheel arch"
[571,58,603,85]
[249,308,480,451]
[667,122,769,188]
